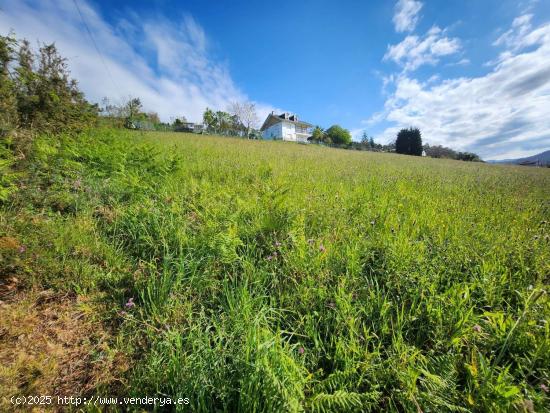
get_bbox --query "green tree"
[325,125,352,145]
[310,126,325,142]
[203,108,216,133]
[0,34,18,133]
[126,97,142,120]
[396,128,422,156]
[216,111,233,135]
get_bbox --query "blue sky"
[1,0,549,159]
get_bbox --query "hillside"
[488,149,550,166]
[1,129,549,412]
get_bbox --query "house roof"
[260,112,313,131]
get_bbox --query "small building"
[260,112,312,142]
[175,122,205,133]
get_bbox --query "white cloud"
[393,0,423,33]
[494,14,533,50]
[372,15,550,160]
[0,0,275,123]
[384,26,461,71]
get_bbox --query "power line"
[72,0,121,99]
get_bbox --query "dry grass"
[0,289,127,411]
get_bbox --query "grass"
[1,128,549,412]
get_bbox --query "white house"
[260,112,312,142]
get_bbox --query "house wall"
[262,121,309,142]
[262,122,283,140]
[282,122,296,140]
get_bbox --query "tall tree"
[203,108,216,133]
[0,34,17,132]
[125,97,142,120]
[396,128,422,156]
[228,101,258,138]
[310,126,325,142]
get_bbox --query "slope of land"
[1,129,549,412]
[488,149,550,166]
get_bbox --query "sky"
[1,0,550,160]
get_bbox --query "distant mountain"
[488,149,550,166]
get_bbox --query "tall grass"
[1,128,549,411]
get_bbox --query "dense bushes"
[0,34,97,134]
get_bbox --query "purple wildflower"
[473,324,482,333]
[125,297,135,308]
[18,245,27,254]
[298,347,305,355]
[274,241,282,248]
[319,244,326,253]
[540,383,549,393]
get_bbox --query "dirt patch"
[0,289,128,411]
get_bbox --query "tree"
[0,34,17,133]
[395,128,422,156]
[203,108,216,133]
[310,126,325,142]
[2,37,97,133]
[146,112,160,124]
[325,125,352,145]
[172,116,187,128]
[228,101,258,138]
[125,97,142,120]
[369,136,375,148]
[216,111,233,135]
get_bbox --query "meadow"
[1,128,549,412]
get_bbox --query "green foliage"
[311,126,325,143]
[396,127,423,156]
[457,151,482,162]
[325,125,352,145]
[424,144,482,162]
[2,128,549,412]
[0,34,98,133]
[0,34,18,134]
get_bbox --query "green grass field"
[1,128,549,412]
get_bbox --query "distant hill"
[488,149,550,166]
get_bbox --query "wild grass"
[1,128,549,412]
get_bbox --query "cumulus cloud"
[0,0,275,122]
[393,0,423,33]
[384,26,461,71]
[372,15,550,159]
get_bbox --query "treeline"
[1,32,482,164]
[424,143,482,161]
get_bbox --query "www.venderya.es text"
[10,395,190,407]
